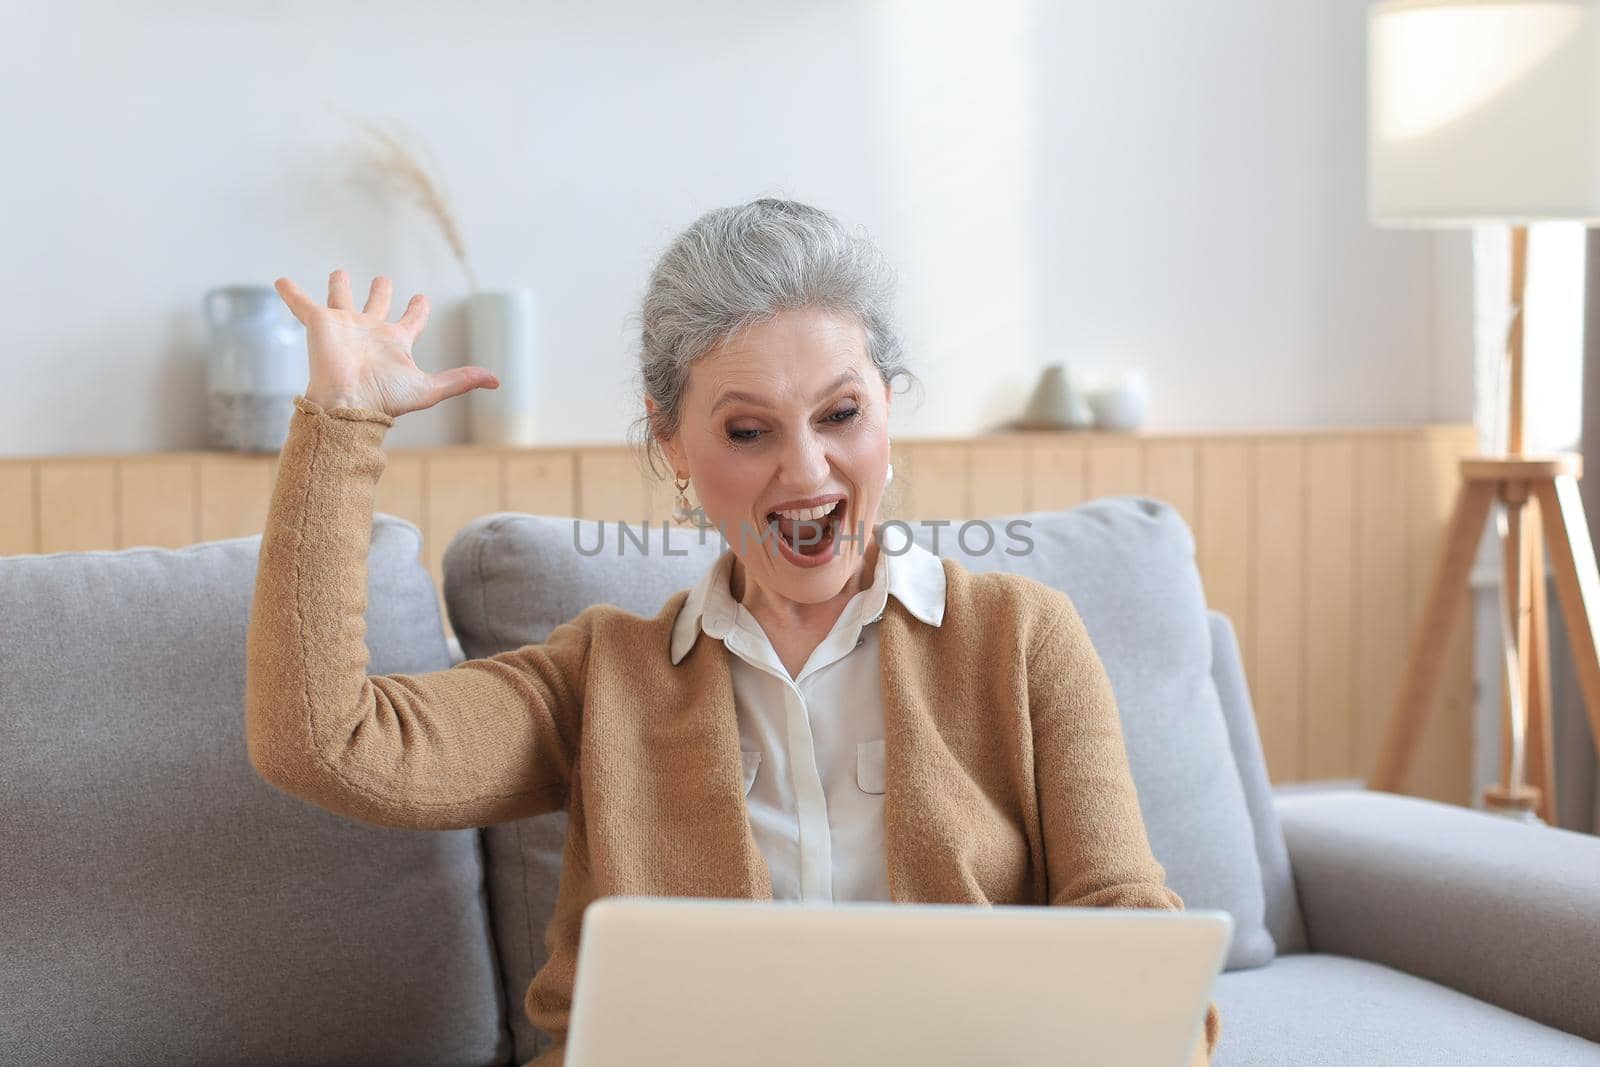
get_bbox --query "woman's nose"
[777,428,831,488]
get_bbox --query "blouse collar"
[668,522,946,666]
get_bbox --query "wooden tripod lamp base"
[1371,451,1600,823]
[1364,0,1600,824]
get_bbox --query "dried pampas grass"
[340,112,480,290]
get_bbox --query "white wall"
[0,0,1471,457]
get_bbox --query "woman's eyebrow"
[710,369,864,416]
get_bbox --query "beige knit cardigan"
[245,395,1222,1066]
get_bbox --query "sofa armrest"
[1277,790,1600,1044]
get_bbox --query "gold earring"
[671,474,693,525]
[671,474,715,530]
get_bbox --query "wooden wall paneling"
[1353,436,1413,786]
[423,453,504,638]
[1303,439,1357,783]
[38,460,117,553]
[197,454,273,543]
[375,452,434,635]
[577,449,653,524]
[1197,442,1254,691]
[504,451,578,518]
[118,457,198,549]
[325,446,429,619]
[969,440,1029,518]
[0,461,37,555]
[607,438,680,524]
[1142,441,1199,539]
[1086,440,1143,501]
[882,439,915,523]
[1407,427,1477,806]
[1029,439,1089,512]
[1253,439,1307,782]
[642,463,680,525]
[375,454,427,534]
[900,442,970,521]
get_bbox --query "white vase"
[1087,369,1149,431]
[467,288,538,445]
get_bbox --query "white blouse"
[668,528,947,903]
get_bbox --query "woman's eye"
[726,408,856,444]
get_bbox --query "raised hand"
[274,269,499,419]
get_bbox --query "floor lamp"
[1366,0,1600,823]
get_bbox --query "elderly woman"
[246,198,1220,1067]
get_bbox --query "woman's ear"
[646,396,688,477]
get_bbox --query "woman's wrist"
[306,391,370,412]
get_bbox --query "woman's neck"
[731,530,882,639]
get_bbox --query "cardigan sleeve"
[244,394,590,831]
[1027,591,1222,1063]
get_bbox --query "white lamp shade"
[1369,0,1600,224]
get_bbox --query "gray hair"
[629,197,918,479]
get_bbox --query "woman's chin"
[726,506,882,602]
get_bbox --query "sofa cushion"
[445,497,1275,1061]
[1212,954,1600,1065]
[1207,612,1308,953]
[0,514,509,1067]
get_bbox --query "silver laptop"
[565,895,1232,1067]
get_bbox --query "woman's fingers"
[283,268,392,319]
[278,270,410,330]
[273,277,317,324]
[397,292,430,341]
[363,275,393,319]
[328,269,354,310]
[426,366,500,406]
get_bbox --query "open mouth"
[765,499,846,561]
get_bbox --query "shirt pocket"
[740,749,762,795]
[856,739,886,795]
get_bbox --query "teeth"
[773,502,838,522]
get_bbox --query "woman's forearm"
[243,394,401,815]
[244,394,589,830]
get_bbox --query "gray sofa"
[2,495,1596,1066]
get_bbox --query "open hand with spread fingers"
[273,269,500,419]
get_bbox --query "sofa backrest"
[444,495,1297,1064]
[0,515,511,1067]
[1207,612,1309,954]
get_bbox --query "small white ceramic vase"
[1086,369,1148,431]
[467,288,538,446]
